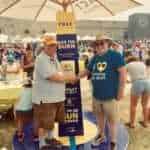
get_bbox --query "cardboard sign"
[56,11,76,34]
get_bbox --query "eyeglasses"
[95,40,106,47]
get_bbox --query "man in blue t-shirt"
[77,35,126,150]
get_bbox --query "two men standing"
[32,34,126,150]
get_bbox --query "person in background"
[15,79,33,143]
[132,41,145,61]
[76,35,126,150]
[0,49,3,65]
[145,50,150,77]
[126,56,150,128]
[111,42,125,58]
[4,48,21,81]
[14,44,24,63]
[0,43,4,65]
[32,35,77,149]
[149,107,150,123]
[22,43,34,79]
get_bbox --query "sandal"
[40,145,54,150]
[125,122,135,128]
[110,142,117,150]
[45,138,63,149]
[91,134,106,147]
[139,121,148,128]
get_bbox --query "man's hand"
[48,72,78,84]
[64,73,78,84]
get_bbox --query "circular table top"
[54,119,97,146]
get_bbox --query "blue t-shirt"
[87,50,125,101]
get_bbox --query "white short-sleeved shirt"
[126,61,147,82]
[32,52,65,104]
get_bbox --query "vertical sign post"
[56,11,84,150]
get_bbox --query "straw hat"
[41,35,57,46]
[95,34,112,41]
[92,34,112,47]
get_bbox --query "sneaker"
[32,135,39,142]
[139,121,149,128]
[110,142,117,150]
[125,122,135,128]
[40,145,54,150]
[91,134,106,148]
[45,138,63,149]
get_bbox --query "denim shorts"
[131,79,150,96]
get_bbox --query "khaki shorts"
[93,98,119,122]
[33,102,65,130]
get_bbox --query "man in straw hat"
[77,34,126,150]
[32,35,76,149]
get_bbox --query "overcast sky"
[99,0,150,21]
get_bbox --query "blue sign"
[57,34,79,61]
[57,34,84,137]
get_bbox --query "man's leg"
[44,103,63,147]
[33,103,55,148]
[108,119,117,150]
[105,100,118,147]
[97,106,106,138]
[92,99,106,146]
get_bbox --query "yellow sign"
[56,11,76,34]
[61,60,75,74]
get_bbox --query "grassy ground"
[0,79,150,150]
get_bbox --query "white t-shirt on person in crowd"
[32,51,65,104]
[126,61,147,82]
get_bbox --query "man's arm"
[48,69,90,83]
[47,72,76,83]
[117,66,127,101]
[77,69,90,79]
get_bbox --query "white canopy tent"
[81,35,96,41]
[22,36,34,43]
[10,35,22,43]
[0,0,142,21]
[0,34,9,43]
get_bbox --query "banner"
[57,34,79,61]
[56,11,84,137]
[56,11,76,34]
